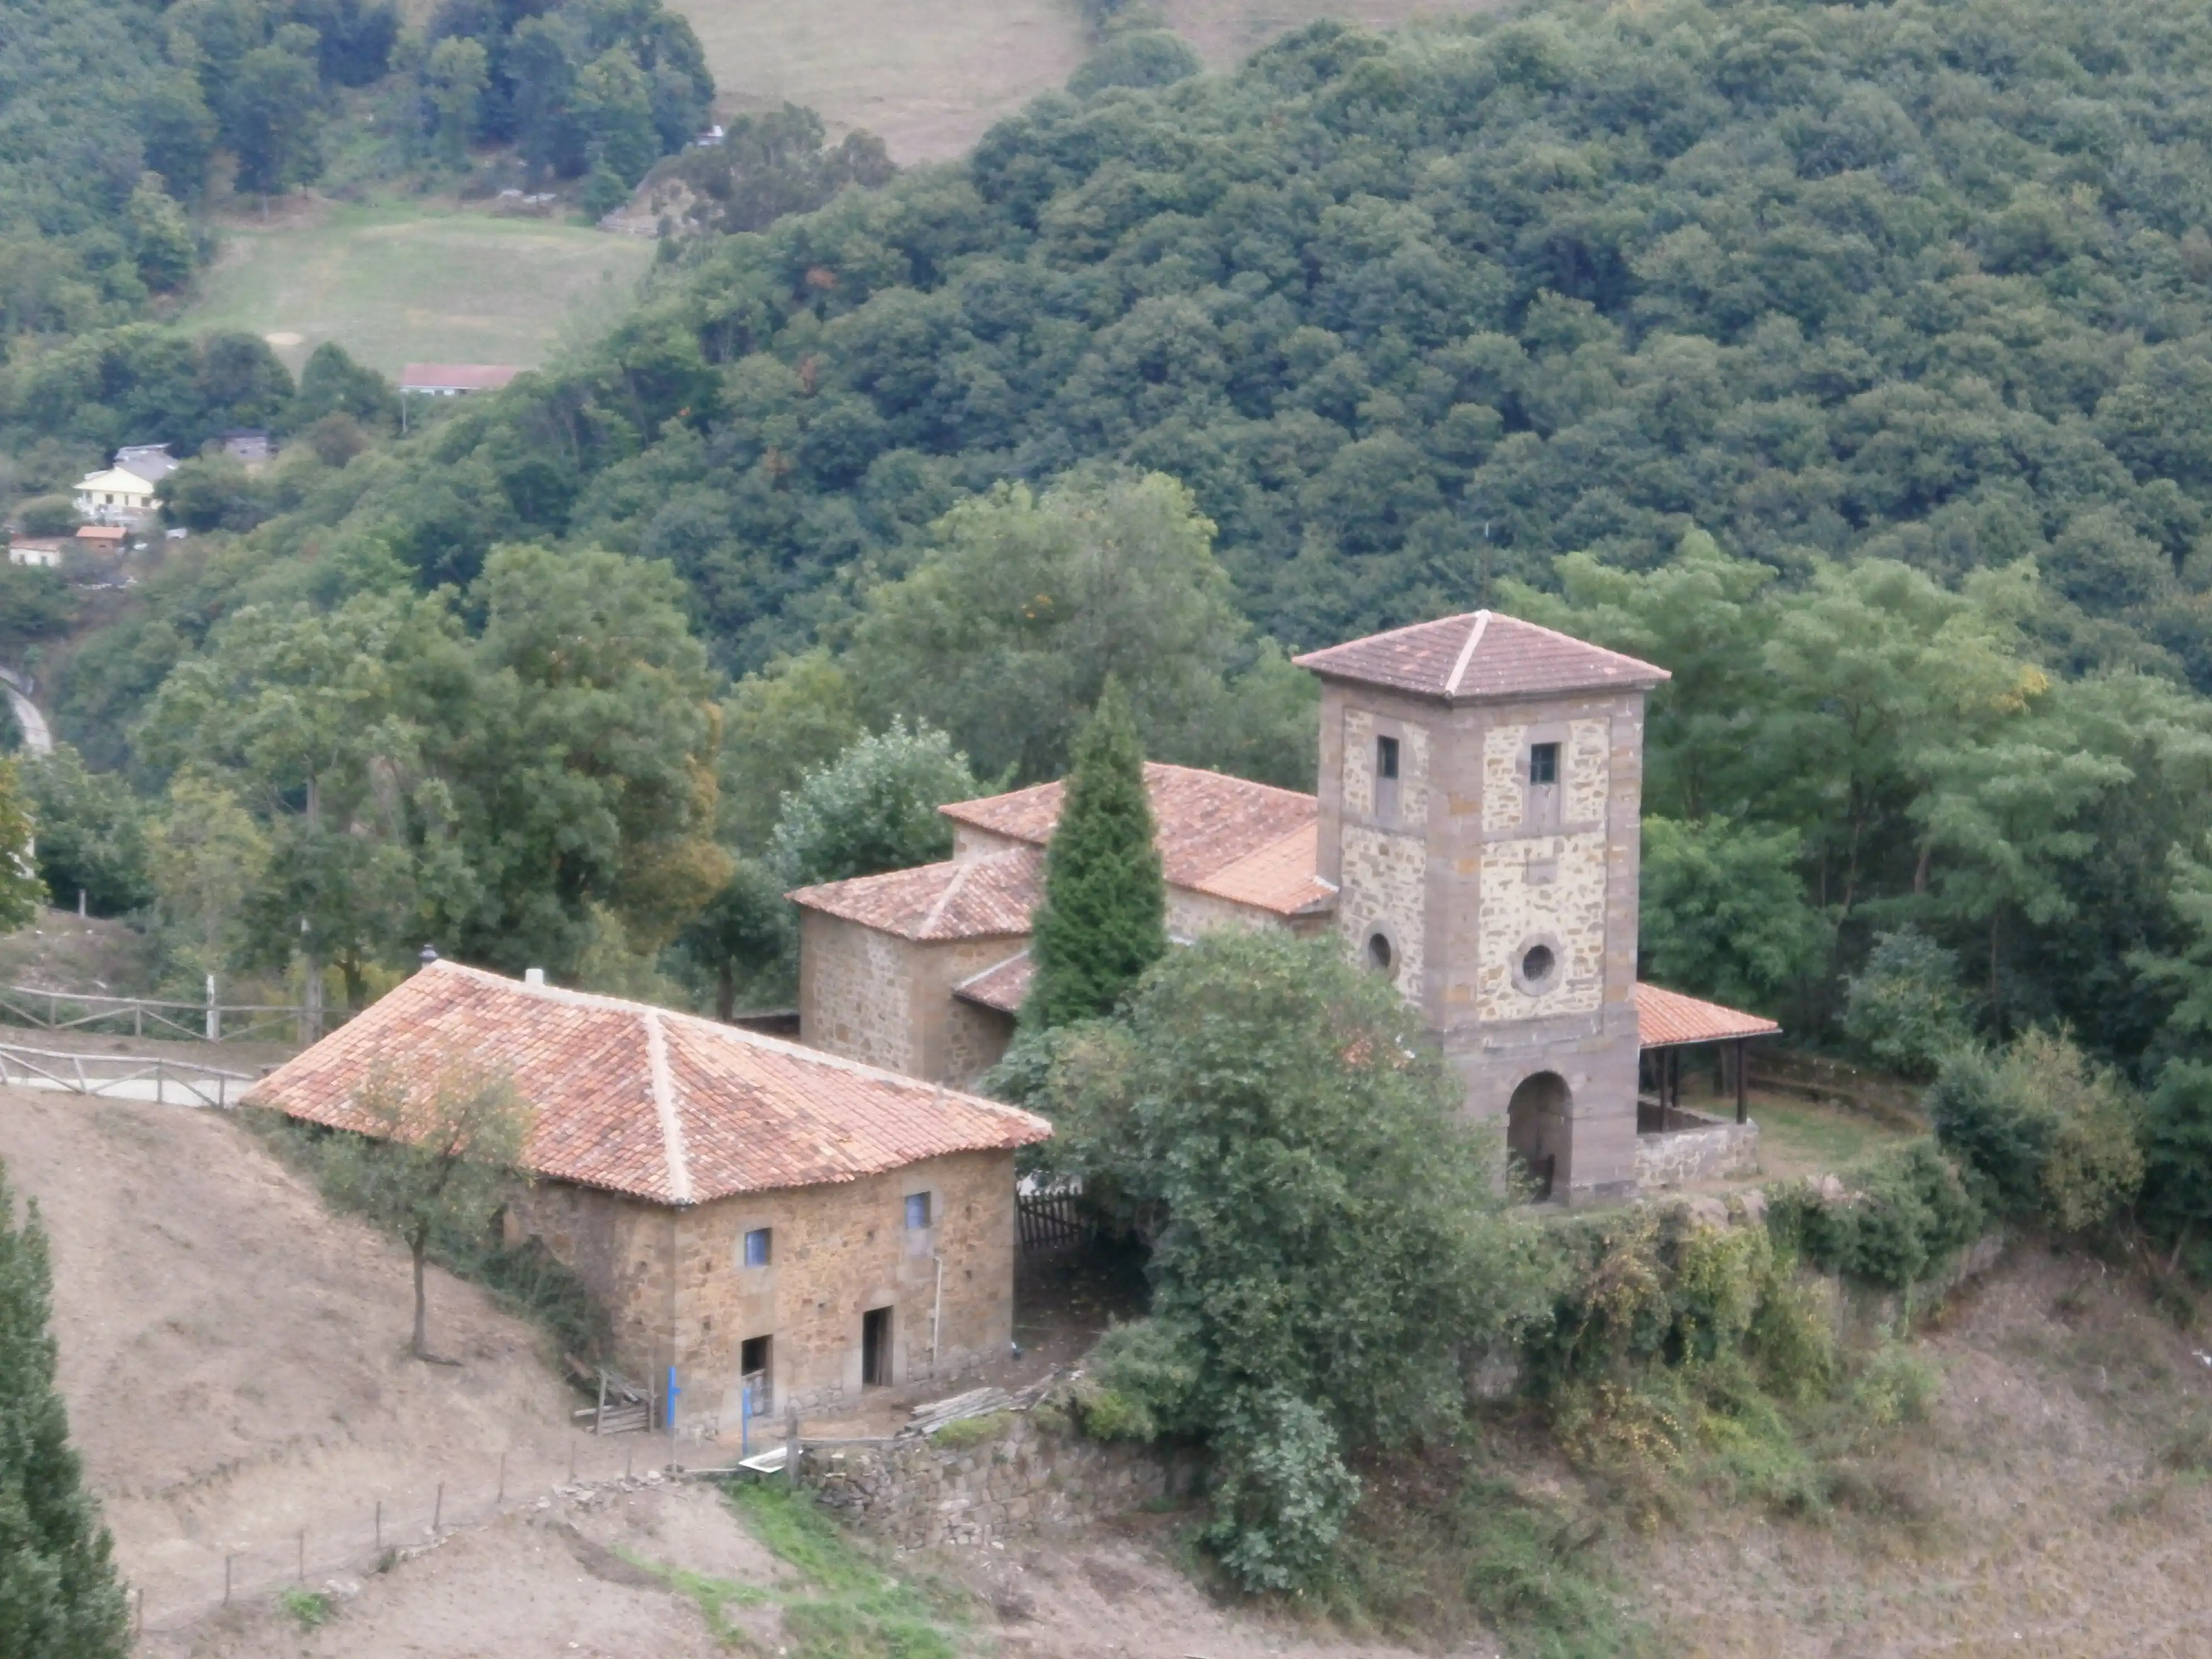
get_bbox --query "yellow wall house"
[248,961,1050,1433]
[72,466,159,525]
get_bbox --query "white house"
[72,466,159,525]
[398,363,522,397]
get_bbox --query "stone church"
[790,609,1778,1202]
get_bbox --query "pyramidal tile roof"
[246,962,1049,1205]
[1293,611,1669,702]
[787,847,1041,940]
[1634,982,1781,1048]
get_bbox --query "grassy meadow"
[667,0,1509,161]
[181,200,657,378]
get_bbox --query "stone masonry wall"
[799,911,918,1075]
[672,1148,1018,1433]
[1633,1118,1760,1188]
[803,1410,1195,1549]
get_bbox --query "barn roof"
[246,962,1049,1206]
[1294,610,1668,703]
[788,848,1041,941]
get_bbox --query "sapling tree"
[318,1066,535,1361]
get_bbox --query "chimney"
[525,967,545,987]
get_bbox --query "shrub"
[278,1588,332,1629]
[1768,1139,1985,1291]
[1845,928,1973,1078]
[1929,1030,2142,1233]
[1200,1389,1361,1594]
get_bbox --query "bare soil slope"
[0,1087,608,1629]
[1642,1246,2212,1656]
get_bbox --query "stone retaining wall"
[799,1411,1195,1550]
[1635,1114,1759,1187]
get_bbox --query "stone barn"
[248,961,1050,1430]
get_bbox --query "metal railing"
[0,1040,256,1108]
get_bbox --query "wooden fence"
[0,983,346,1045]
[0,1040,256,1108]
[1017,1186,1092,1254]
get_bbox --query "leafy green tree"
[309,1065,535,1360]
[2143,1060,2212,1268]
[768,722,979,888]
[137,75,219,201]
[287,342,399,433]
[1638,816,1828,1013]
[0,760,48,932]
[0,1160,130,1659]
[1927,1030,2141,1233]
[674,857,794,1019]
[1025,681,1166,1030]
[124,176,194,293]
[156,455,271,533]
[21,748,152,919]
[425,36,489,168]
[851,473,1295,783]
[1042,931,1550,1589]
[719,650,864,852]
[226,35,325,196]
[1844,928,1973,1079]
[146,773,271,982]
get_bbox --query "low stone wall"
[800,1411,1196,1550]
[1635,1114,1759,1187]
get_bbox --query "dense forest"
[14,0,2212,1078]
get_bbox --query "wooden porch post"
[1734,1039,1748,1124]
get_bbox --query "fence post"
[206,976,219,1042]
[784,1401,801,1487]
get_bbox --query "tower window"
[743,1228,772,1268]
[1520,943,1557,987]
[1376,734,1400,781]
[1528,743,1559,785]
[1366,932,1394,973]
[905,1192,932,1230]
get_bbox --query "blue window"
[743,1228,772,1268]
[904,1192,932,1230]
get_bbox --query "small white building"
[72,467,159,525]
[6,537,64,568]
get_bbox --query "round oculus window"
[1520,943,1556,987]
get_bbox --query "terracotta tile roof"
[941,763,1331,918]
[1294,611,1668,702]
[954,950,1033,1015]
[787,848,1040,940]
[246,962,1049,1205]
[1635,982,1781,1048]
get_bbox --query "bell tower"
[1295,612,1668,1200]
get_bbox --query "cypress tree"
[1026,679,1168,1029]
[0,1161,129,1659]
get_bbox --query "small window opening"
[1376,734,1400,781]
[743,1227,772,1268]
[1529,743,1559,785]
[1521,943,1556,986]
[1366,932,1394,973]
[905,1192,932,1230]
[862,1306,894,1387]
[740,1335,772,1415]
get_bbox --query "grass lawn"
[1743,1090,1919,1182]
[179,199,656,379]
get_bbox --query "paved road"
[0,667,52,755]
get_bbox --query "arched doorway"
[1506,1071,1571,1201]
